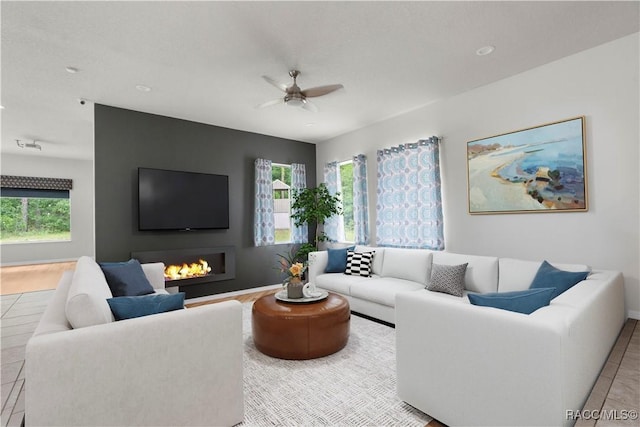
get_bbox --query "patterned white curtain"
[352,154,369,245]
[253,159,275,246]
[323,161,343,242]
[290,163,308,243]
[376,137,444,250]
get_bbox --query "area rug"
[240,303,431,426]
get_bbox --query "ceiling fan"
[257,70,344,112]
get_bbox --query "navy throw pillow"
[325,246,356,273]
[529,260,589,299]
[99,259,155,297]
[107,292,185,321]
[468,288,556,315]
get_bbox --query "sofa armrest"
[141,262,165,289]
[26,300,244,427]
[552,271,626,415]
[308,251,328,284]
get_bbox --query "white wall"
[1,153,95,264]
[317,34,640,318]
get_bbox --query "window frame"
[272,163,293,245]
[0,189,71,244]
[337,159,355,244]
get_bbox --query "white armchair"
[25,259,244,426]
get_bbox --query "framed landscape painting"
[467,116,587,214]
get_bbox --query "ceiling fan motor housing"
[259,69,342,111]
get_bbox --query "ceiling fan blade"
[262,75,288,92]
[256,98,284,109]
[301,84,344,98]
[301,99,318,112]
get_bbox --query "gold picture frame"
[467,116,588,214]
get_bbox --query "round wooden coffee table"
[251,292,350,360]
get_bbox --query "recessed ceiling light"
[476,45,495,56]
[305,123,315,127]
[65,66,79,74]
[0,105,5,110]
[135,84,152,92]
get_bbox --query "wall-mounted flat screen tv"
[138,167,229,231]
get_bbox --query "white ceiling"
[2,1,638,160]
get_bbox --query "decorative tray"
[275,289,328,304]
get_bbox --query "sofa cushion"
[414,287,473,304]
[140,262,167,290]
[499,258,592,292]
[99,259,155,297]
[432,252,499,293]
[345,251,375,277]
[316,273,372,295]
[468,288,556,315]
[427,263,468,297]
[65,256,115,329]
[107,292,185,320]
[350,278,425,307]
[355,245,385,275]
[529,261,590,299]
[325,246,355,273]
[380,248,433,285]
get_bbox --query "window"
[376,137,443,249]
[324,158,369,244]
[339,161,354,242]
[1,189,71,243]
[0,175,73,244]
[254,160,306,247]
[272,164,292,244]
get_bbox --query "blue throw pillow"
[468,288,556,315]
[325,246,356,273]
[107,292,185,321]
[529,260,589,299]
[99,259,155,297]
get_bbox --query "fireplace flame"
[164,259,212,280]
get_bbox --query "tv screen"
[138,167,229,231]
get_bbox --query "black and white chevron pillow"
[344,251,375,277]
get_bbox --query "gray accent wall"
[94,104,316,298]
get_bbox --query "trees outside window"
[272,164,292,244]
[1,193,70,243]
[339,161,354,242]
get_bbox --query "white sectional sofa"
[25,256,244,427]
[308,245,501,324]
[308,247,626,426]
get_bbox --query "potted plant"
[276,247,308,299]
[290,183,343,257]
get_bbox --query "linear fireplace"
[131,246,235,287]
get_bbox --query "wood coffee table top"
[251,292,350,360]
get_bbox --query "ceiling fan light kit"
[285,96,305,108]
[258,70,343,112]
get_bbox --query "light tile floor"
[1,290,54,427]
[583,319,640,427]
[1,290,638,427]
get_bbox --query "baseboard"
[185,283,281,304]
[628,310,640,320]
